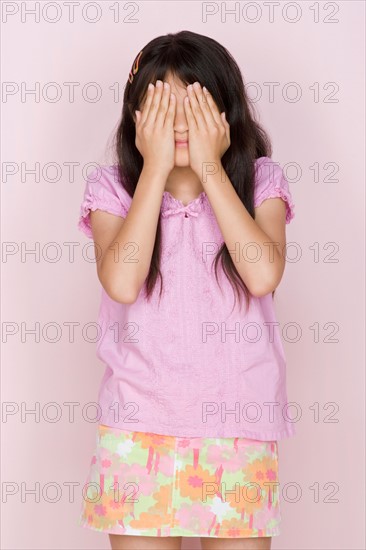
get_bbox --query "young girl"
[77,31,296,550]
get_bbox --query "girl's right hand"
[135,81,176,177]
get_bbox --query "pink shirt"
[77,157,296,441]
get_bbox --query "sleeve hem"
[77,195,127,239]
[254,187,295,224]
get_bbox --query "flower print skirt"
[78,424,281,538]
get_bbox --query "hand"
[134,80,176,177]
[184,82,231,179]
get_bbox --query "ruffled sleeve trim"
[254,158,296,224]
[78,193,127,239]
[77,166,129,239]
[254,183,295,224]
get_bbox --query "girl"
[77,31,296,550]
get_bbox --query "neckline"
[163,190,207,208]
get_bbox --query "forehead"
[140,71,188,104]
[164,71,187,91]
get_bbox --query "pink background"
[2,1,365,549]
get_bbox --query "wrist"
[192,159,223,181]
[141,164,172,185]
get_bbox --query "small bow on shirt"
[162,203,202,218]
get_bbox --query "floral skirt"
[78,424,281,538]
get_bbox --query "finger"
[203,86,223,126]
[193,83,216,127]
[187,84,206,128]
[221,112,231,145]
[140,83,155,125]
[145,80,164,126]
[183,94,198,131]
[221,110,230,131]
[164,92,176,127]
[155,81,171,126]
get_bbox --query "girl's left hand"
[184,82,231,179]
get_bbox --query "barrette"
[128,50,143,84]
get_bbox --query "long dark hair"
[113,30,273,312]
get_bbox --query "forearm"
[203,165,284,297]
[100,166,167,302]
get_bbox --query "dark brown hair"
[113,30,273,312]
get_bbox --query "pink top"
[77,157,296,441]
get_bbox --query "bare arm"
[203,165,287,298]
[89,80,176,304]
[182,83,291,298]
[89,166,169,303]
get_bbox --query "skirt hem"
[79,519,281,538]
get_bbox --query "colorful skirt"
[78,424,281,538]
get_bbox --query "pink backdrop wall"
[2,1,365,549]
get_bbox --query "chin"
[174,152,190,167]
[174,161,190,168]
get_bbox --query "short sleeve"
[254,157,295,224]
[77,165,131,238]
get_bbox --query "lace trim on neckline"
[161,190,208,218]
[162,190,207,209]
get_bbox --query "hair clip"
[128,50,143,84]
